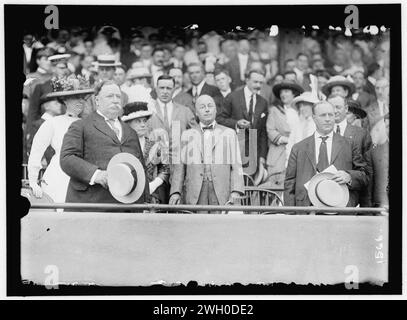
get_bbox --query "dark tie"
[336,125,341,135]
[192,87,198,104]
[316,136,329,173]
[248,94,254,124]
[202,124,214,131]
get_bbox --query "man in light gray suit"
[169,95,244,212]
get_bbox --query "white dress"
[28,114,80,203]
[284,105,301,163]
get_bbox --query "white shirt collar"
[315,130,334,140]
[157,99,173,109]
[221,88,231,97]
[193,80,206,96]
[244,85,255,99]
[41,112,53,121]
[336,118,348,135]
[238,53,249,60]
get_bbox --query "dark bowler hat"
[346,99,367,119]
[272,80,304,98]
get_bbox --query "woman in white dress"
[262,81,304,189]
[28,76,94,202]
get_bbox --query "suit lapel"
[304,135,317,173]
[331,133,343,164]
[120,120,131,144]
[92,112,120,144]
[153,101,165,124]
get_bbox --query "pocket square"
[261,113,266,118]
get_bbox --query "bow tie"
[202,125,214,131]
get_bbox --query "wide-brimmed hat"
[48,53,71,66]
[321,75,356,98]
[127,67,152,80]
[272,80,304,99]
[45,75,94,98]
[347,99,367,119]
[93,54,122,67]
[308,172,349,209]
[107,153,146,203]
[121,102,153,122]
[292,91,320,108]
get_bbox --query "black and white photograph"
[1,1,403,304]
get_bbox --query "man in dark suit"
[364,115,389,207]
[284,100,369,208]
[186,62,222,105]
[168,67,194,114]
[351,71,377,111]
[25,54,70,150]
[224,38,254,90]
[328,96,372,156]
[60,80,149,204]
[217,68,268,177]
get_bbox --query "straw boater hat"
[291,91,320,108]
[93,54,122,67]
[346,99,367,119]
[45,75,95,99]
[121,102,153,122]
[272,80,304,99]
[308,172,349,209]
[321,75,356,98]
[106,153,146,203]
[126,67,152,80]
[48,53,71,67]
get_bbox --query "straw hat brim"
[107,152,146,204]
[272,82,304,98]
[321,81,356,97]
[94,62,122,67]
[292,95,320,108]
[308,172,349,209]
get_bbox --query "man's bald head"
[195,94,217,125]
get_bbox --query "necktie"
[202,124,214,131]
[316,136,329,173]
[107,119,120,140]
[336,125,341,135]
[192,87,198,104]
[248,94,254,124]
[163,104,170,129]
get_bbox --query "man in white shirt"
[293,53,309,85]
[284,100,368,207]
[60,80,149,205]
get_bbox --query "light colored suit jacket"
[170,123,245,205]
